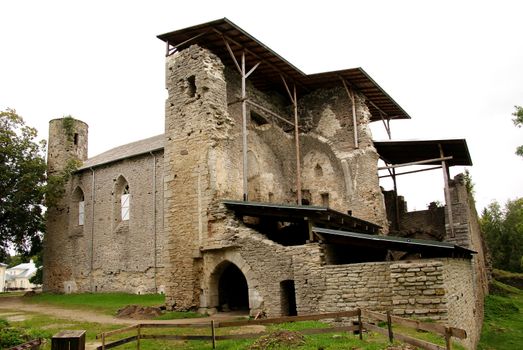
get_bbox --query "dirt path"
[0,296,244,325]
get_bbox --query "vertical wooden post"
[241,51,248,201]
[386,311,393,343]
[357,309,363,340]
[136,324,141,350]
[391,167,400,231]
[445,327,452,350]
[101,333,106,350]
[293,85,302,205]
[211,320,216,349]
[439,144,455,237]
[340,78,359,148]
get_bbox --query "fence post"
[211,320,216,349]
[386,311,393,343]
[357,309,363,340]
[445,327,452,350]
[136,324,141,350]
[101,333,105,350]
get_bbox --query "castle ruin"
[44,19,488,348]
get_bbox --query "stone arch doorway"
[211,261,249,312]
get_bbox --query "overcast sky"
[1,0,522,213]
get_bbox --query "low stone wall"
[320,262,392,312]
[293,257,477,349]
[443,258,479,349]
[390,260,447,320]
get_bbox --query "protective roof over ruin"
[78,134,164,170]
[157,18,411,121]
[223,200,381,234]
[373,139,473,166]
[313,227,476,259]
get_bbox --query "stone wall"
[163,45,231,310]
[199,223,297,317]
[443,258,479,349]
[292,257,477,348]
[44,118,88,292]
[44,117,166,294]
[444,175,489,349]
[390,261,447,320]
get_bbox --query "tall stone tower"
[163,45,230,310]
[44,117,88,292]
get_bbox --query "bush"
[0,326,28,349]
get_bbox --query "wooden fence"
[7,338,44,350]
[95,309,466,350]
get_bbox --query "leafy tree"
[0,108,46,260]
[481,198,523,272]
[513,105,523,157]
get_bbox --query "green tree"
[0,108,47,260]
[513,105,523,157]
[481,198,523,272]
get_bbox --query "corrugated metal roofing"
[373,139,472,166]
[78,134,164,170]
[157,18,410,121]
[313,227,475,259]
[222,199,381,234]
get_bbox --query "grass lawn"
[26,292,165,315]
[478,280,523,350]
[8,289,521,349]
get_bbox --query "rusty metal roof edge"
[313,227,477,254]
[157,17,307,77]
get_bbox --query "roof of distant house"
[6,260,37,279]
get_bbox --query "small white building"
[5,260,39,291]
[0,263,6,292]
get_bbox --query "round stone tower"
[47,117,88,175]
[44,117,88,292]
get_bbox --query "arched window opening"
[78,193,85,226]
[121,184,130,221]
[314,163,323,177]
[114,176,130,226]
[72,187,85,227]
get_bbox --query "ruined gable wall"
[222,67,387,227]
[299,89,388,228]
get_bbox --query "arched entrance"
[215,262,249,312]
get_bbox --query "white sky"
[1,0,522,213]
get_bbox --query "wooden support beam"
[241,51,248,201]
[246,100,297,128]
[340,78,359,148]
[439,144,455,237]
[379,166,442,178]
[167,31,209,56]
[377,156,453,170]
[293,84,302,205]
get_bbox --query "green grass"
[154,310,206,320]
[26,292,165,315]
[0,311,124,350]
[479,279,523,350]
